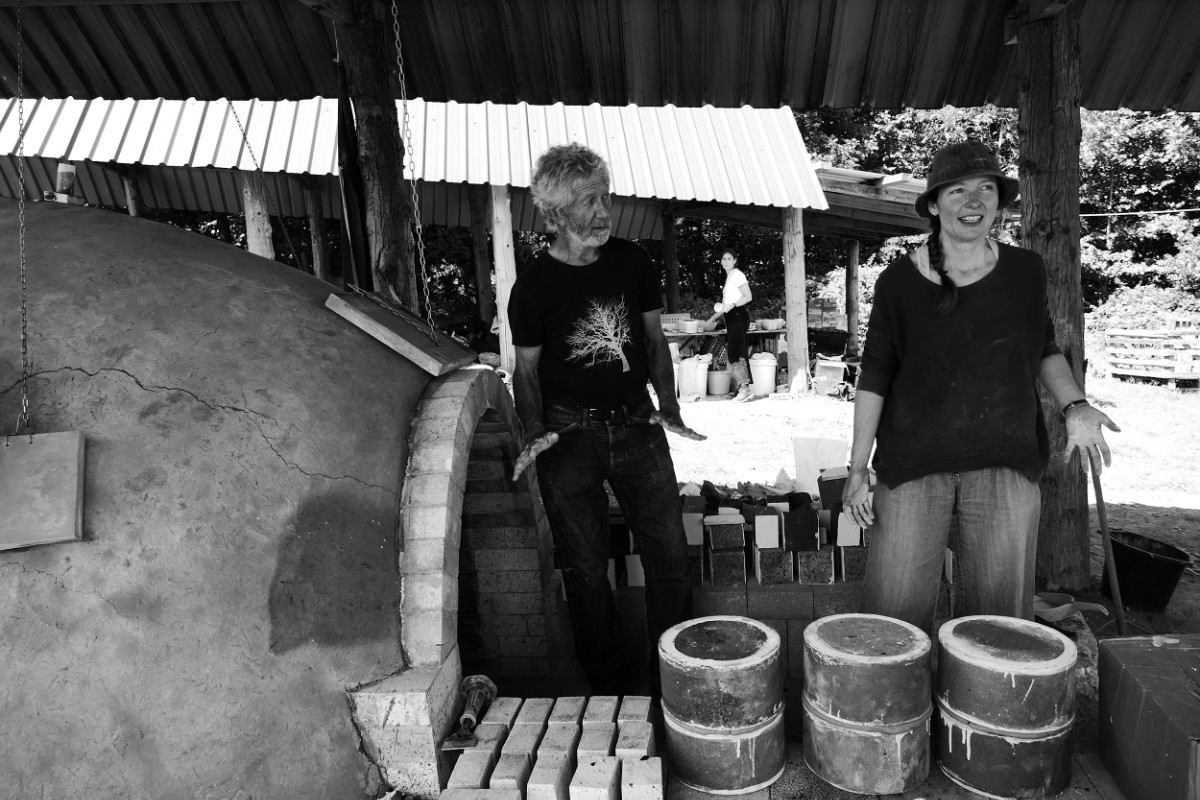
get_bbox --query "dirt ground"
[662,374,1200,638]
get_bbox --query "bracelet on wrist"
[1060,399,1091,421]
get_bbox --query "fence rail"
[1105,328,1200,387]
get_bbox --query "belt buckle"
[587,407,619,423]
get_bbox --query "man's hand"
[1064,404,1120,474]
[649,408,706,441]
[512,431,560,481]
[842,466,874,528]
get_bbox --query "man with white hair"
[509,143,703,696]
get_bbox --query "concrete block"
[840,545,868,582]
[614,721,656,759]
[692,585,747,617]
[480,697,523,729]
[350,647,461,729]
[448,750,496,789]
[549,696,586,724]
[468,722,511,762]
[682,512,704,546]
[617,696,651,723]
[569,756,621,800]
[514,697,555,726]
[539,721,582,754]
[577,721,616,760]
[583,696,619,723]
[746,582,814,619]
[704,520,745,550]
[754,547,794,584]
[501,722,545,757]
[527,751,574,800]
[746,507,781,549]
[795,546,834,584]
[439,791,522,800]
[782,507,819,551]
[621,756,664,800]
[813,580,862,616]
[706,547,746,585]
[489,753,532,792]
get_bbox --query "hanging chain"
[187,3,301,270]
[13,0,30,435]
[391,0,439,345]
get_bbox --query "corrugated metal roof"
[403,99,827,210]
[3,1,1200,112]
[0,97,828,232]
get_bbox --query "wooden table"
[663,327,787,356]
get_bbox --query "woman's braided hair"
[926,215,958,316]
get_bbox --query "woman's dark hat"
[915,141,1019,219]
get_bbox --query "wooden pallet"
[1105,328,1200,387]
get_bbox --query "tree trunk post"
[468,185,496,325]
[122,168,142,218]
[240,171,274,260]
[662,205,681,313]
[1017,3,1089,591]
[491,185,517,373]
[337,3,417,309]
[303,181,331,282]
[782,207,810,388]
[845,239,861,359]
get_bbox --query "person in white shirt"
[708,248,754,401]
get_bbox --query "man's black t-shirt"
[508,238,661,408]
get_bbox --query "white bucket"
[749,354,777,396]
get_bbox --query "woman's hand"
[842,466,874,528]
[1064,403,1120,474]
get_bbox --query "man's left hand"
[650,408,706,441]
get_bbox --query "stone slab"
[489,753,532,792]
[527,751,573,800]
[549,696,586,724]
[621,756,664,800]
[617,696,652,723]
[614,721,656,759]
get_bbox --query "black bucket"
[1100,528,1191,613]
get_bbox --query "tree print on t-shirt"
[567,297,632,372]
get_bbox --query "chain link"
[14,0,30,435]
[391,0,439,345]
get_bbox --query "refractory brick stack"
[457,411,561,679]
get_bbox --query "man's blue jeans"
[860,466,1040,632]
[536,394,693,693]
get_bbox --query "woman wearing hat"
[841,140,1119,631]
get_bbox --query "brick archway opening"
[350,366,562,798]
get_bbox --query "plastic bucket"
[708,369,731,396]
[749,355,777,397]
[1101,528,1190,612]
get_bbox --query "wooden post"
[1017,2,1088,591]
[303,181,331,282]
[782,207,809,388]
[240,171,275,260]
[845,240,861,359]
[122,168,142,218]
[662,205,681,313]
[468,185,496,325]
[491,185,517,373]
[337,2,417,309]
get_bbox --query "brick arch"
[399,365,553,669]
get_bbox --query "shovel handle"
[459,686,490,729]
[1090,454,1129,636]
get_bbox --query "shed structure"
[2,95,931,376]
